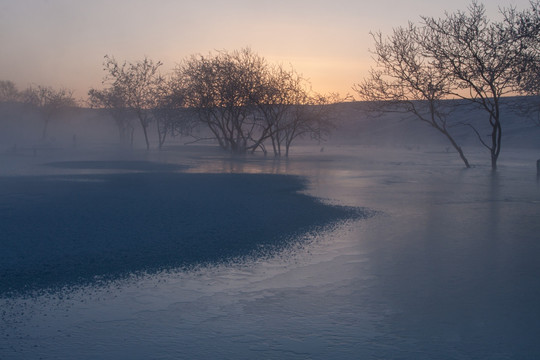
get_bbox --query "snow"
[1,104,540,359]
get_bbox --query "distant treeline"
[1,1,539,167]
[1,49,340,157]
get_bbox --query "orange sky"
[0,0,534,100]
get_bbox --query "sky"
[0,0,535,100]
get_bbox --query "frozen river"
[1,144,540,359]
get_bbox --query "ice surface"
[0,169,366,295]
[1,126,540,358]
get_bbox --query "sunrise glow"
[0,0,534,98]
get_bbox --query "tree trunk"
[142,124,150,151]
[490,118,502,171]
[157,120,167,150]
[42,118,50,139]
[443,130,470,168]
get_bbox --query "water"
[1,144,540,359]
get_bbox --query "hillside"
[329,98,540,151]
[1,97,539,157]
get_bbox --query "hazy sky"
[0,0,534,99]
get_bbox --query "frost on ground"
[0,168,367,296]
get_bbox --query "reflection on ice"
[1,145,540,359]
[1,221,380,359]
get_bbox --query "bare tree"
[281,93,338,157]
[254,65,308,157]
[101,55,164,150]
[304,94,339,148]
[88,87,134,145]
[0,80,20,103]
[421,1,540,170]
[512,1,540,126]
[151,78,197,149]
[173,48,270,154]
[172,48,338,155]
[355,24,471,168]
[22,85,76,139]
[151,81,175,149]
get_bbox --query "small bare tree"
[22,85,76,139]
[251,64,337,157]
[301,93,340,151]
[277,92,337,158]
[151,78,198,149]
[254,65,308,157]
[0,80,20,103]
[101,55,164,150]
[88,87,134,145]
[355,24,471,168]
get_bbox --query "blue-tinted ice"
[1,145,540,359]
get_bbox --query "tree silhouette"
[0,80,20,103]
[173,48,336,156]
[421,1,540,170]
[101,55,164,150]
[23,85,76,139]
[88,87,134,145]
[355,24,470,168]
[174,48,271,153]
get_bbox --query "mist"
[2,0,540,357]
[1,94,540,358]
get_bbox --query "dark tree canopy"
[174,48,269,153]
[86,50,336,154]
[172,48,336,156]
